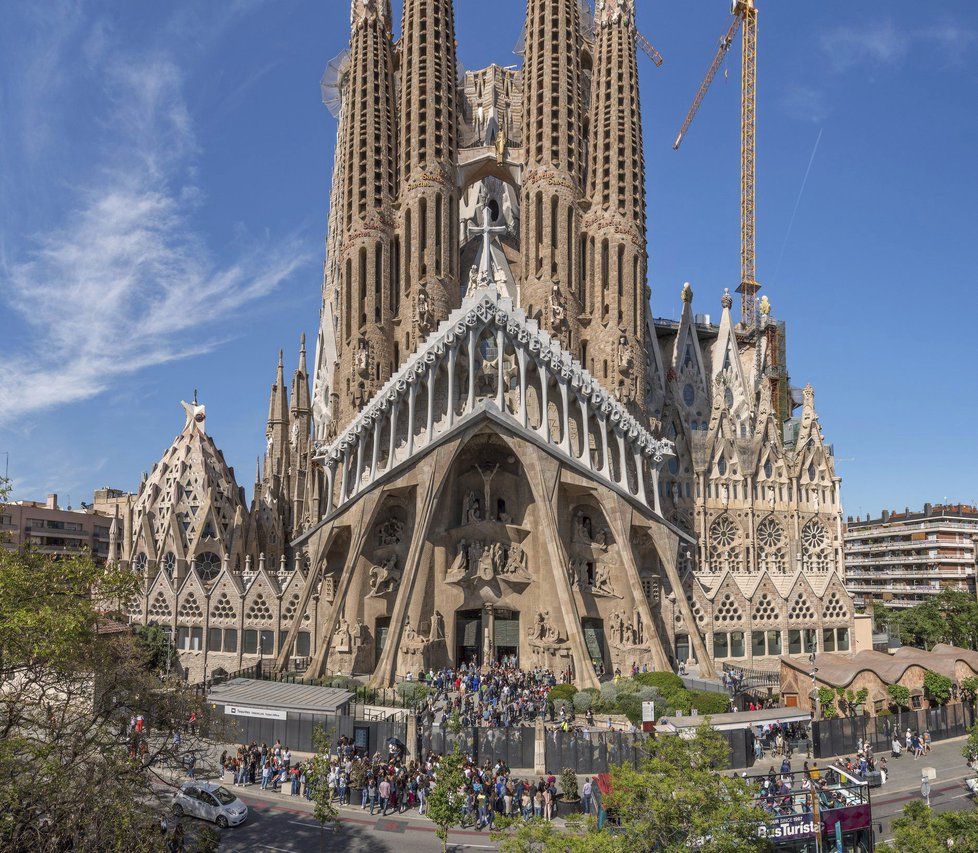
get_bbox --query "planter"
[556,797,581,819]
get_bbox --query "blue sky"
[1,0,976,518]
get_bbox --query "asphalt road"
[176,794,501,852]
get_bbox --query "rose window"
[757,518,783,549]
[712,516,738,548]
[802,520,827,551]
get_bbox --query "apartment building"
[0,493,115,561]
[845,504,978,610]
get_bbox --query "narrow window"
[374,242,383,323]
[358,247,368,328]
[434,193,443,276]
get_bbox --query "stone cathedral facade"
[122,0,853,686]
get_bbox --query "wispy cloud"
[779,85,831,124]
[0,7,313,427]
[822,17,977,73]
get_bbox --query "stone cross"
[466,203,508,286]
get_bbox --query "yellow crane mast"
[674,0,760,325]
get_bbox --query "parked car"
[172,782,248,828]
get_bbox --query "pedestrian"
[379,776,391,816]
[581,777,592,814]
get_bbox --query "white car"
[172,781,248,828]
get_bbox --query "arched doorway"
[455,609,482,667]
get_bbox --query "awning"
[658,707,811,732]
[207,678,354,715]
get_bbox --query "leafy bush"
[573,690,594,712]
[886,683,911,710]
[615,678,640,696]
[663,689,695,715]
[553,699,573,718]
[636,687,660,703]
[633,671,684,694]
[396,681,431,703]
[559,768,579,802]
[548,684,577,704]
[923,671,954,705]
[600,681,619,704]
[689,691,730,716]
[616,693,642,724]
[328,675,358,690]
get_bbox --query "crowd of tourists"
[414,661,562,729]
[753,720,812,760]
[753,762,858,817]
[220,734,587,830]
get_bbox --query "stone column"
[534,717,547,776]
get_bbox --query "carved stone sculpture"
[335,616,352,653]
[376,517,404,547]
[367,554,401,597]
[463,490,483,524]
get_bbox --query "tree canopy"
[0,546,209,851]
[881,591,978,651]
[877,800,978,853]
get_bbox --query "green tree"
[817,686,837,718]
[133,623,173,673]
[963,723,978,769]
[959,676,978,711]
[0,547,209,851]
[305,726,339,848]
[922,671,954,705]
[426,745,467,852]
[876,799,978,853]
[886,683,911,710]
[883,591,978,651]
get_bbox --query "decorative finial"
[193,387,198,404]
[720,288,733,310]
[681,282,694,304]
[759,295,771,316]
[278,349,284,368]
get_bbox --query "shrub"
[636,687,660,703]
[633,671,684,694]
[690,691,730,716]
[886,684,911,710]
[553,698,573,718]
[615,678,640,696]
[396,681,431,703]
[923,671,954,706]
[548,684,577,704]
[328,675,358,690]
[573,691,594,712]
[616,693,642,724]
[559,768,579,802]
[600,681,619,704]
[664,689,695,715]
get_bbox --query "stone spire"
[584,0,648,419]
[520,0,586,350]
[333,0,399,429]
[265,350,291,481]
[396,0,460,358]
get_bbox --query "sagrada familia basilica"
[119,0,854,686]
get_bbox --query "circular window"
[711,516,738,548]
[803,521,827,551]
[134,552,148,572]
[757,517,783,549]
[682,384,695,406]
[196,552,221,582]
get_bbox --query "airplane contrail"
[772,127,823,286]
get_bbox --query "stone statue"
[335,616,351,653]
[617,328,634,375]
[376,517,404,547]
[447,539,468,582]
[368,554,401,597]
[592,527,609,550]
[529,610,559,644]
[495,122,507,164]
[355,337,370,377]
[428,610,445,641]
[591,562,618,597]
[504,544,528,576]
[463,490,483,524]
[609,611,625,646]
[416,285,434,336]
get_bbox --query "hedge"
[548,684,577,704]
[690,690,731,716]
[573,690,594,712]
[633,671,684,693]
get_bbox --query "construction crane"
[636,30,664,67]
[674,0,760,326]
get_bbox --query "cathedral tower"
[584,0,648,418]
[333,0,399,428]
[396,0,461,360]
[520,0,586,350]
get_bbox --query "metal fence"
[812,702,975,759]
[215,706,406,756]
[545,729,649,774]
[420,726,537,769]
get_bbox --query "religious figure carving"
[367,554,401,597]
[428,610,445,642]
[572,509,609,551]
[463,490,483,524]
[495,123,507,164]
[447,539,468,582]
[351,618,366,650]
[335,616,351,653]
[416,285,434,336]
[568,557,587,590]
[375,517,404,547]
[617,327,634,376]
[354,337,370,378]
[503,544,528,577]
[528,609,560,645]
[608,609,647,650]
[590,562,620,598]
[548,283,569,347]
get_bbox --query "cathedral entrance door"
[581,618,607,674]
[456,609,482,667]
[493,609,519,666]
